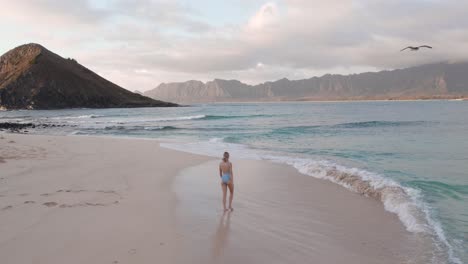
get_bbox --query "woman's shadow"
[211,211,232,260]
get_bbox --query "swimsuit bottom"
[221,173,231,184]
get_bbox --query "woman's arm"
[230,163,234,181]
[219,164,222,178]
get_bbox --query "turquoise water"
[1,101,467,263]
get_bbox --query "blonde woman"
[219,152,234,211]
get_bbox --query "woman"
[219,152,234,212]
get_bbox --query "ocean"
[1,101,467,264]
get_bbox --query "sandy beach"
[0,134,433,263]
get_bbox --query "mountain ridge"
[0,43,177,110]
[144,62,468,103]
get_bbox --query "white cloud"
[247,2,278,31]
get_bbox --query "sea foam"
[160,138,460,264]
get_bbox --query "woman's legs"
[227,182,234,211]
[221,183,228,211]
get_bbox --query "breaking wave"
[201,114,273,120]
[160,138,461,264]
[104,125,180,131]
[50,114,104,120]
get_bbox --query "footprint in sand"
[18,193,29,197]
[97,190,117,194]
[85,202,104,206]
[128,249,137,255]
[24,201,36,204]
[8,140,15,143]
[38,189,122,209]
[2,205,13,210]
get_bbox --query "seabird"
[400,45,433,51]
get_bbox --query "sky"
[1,0,468,92]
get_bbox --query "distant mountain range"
[144,62,468,103]
[0,43,176,110]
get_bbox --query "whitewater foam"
[163,115,206,121]
[45,114,272,125]
[102,115,207,124]
[160,138,459,263]
[103,125,179,131]
[50,114,103,119]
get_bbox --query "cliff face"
[0,43,177,109]
[144,62,468,103]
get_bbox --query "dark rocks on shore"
[0,122,35,130]
[0,122,67,133]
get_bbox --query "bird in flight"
[400,45,433,51]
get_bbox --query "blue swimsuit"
[221,173,231,184]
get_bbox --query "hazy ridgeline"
[145,62,468,103]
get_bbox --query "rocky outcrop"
[0,122,69,133]
[144,62,468,103]
[0,43,177,109]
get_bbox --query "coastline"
[1,98,466,112]
[174,159,434,264]
[0,133,435,263]
[171,98,468,105]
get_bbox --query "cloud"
[247,2,279,31]
[1,0,468,91]
[0,0,107,26]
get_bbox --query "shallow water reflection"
[211,211,232,260]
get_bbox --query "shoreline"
[173,159,434,263]
[0,133,437,263]
[168,98,468,105]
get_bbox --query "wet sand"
[0,133,432,263]
[174,160,434,264]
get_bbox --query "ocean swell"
[270,120,429,136]
[333,120,429,128]
[273,120,429,133]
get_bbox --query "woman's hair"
[222,151,229,162]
